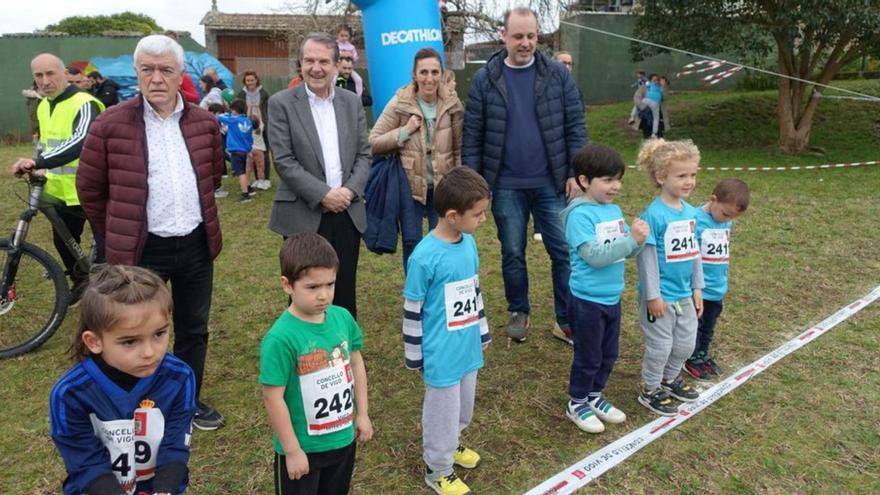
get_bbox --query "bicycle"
[1,172,94,358]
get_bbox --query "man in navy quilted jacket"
[463,7,587,345]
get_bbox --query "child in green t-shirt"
[260,233,373,495]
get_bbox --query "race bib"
[300,359,354,436]
[444,275,479,331]
[663,219,699,263]
[700,228,730,264]
[595,219,627,263]
[90,400,165,495]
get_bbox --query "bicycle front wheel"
[0,240,69,358]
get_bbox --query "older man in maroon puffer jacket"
[78,34,226,431]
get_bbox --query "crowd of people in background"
[8,6,753,495]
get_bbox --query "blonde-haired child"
[50,265,196,495]
[636,138,704,416]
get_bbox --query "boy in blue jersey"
[216,99,254,203]
[636,139,705,416]
[560,144,650,433]
[684,179,750,380]
[403,166,491,495]
[50,265,196,495]
[260,233,372,495]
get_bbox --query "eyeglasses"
[562,61,573,67]
[339,56,353,62]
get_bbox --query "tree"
[45,12,163,36]
[280,0,578,45]
[632,1,880,154]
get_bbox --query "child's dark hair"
[280,233,339,282]
[572,144,626,191]
[433,166,489,216]
[207,103,225,114]
[70,265,172,361]
[251,116,261,131]
[712,178,750,212]
[229,99,247,115]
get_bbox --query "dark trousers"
[139,224,214,399]
[695,299,724,355]
[274,442,356,495]
[317,212,361,320]
[51,204,86,278]
[568,294,621,401]
[401,187,438,271]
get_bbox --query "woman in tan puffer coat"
[369,47,464,267]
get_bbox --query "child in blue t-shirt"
[402,167,491,495]
[684,179,750,380]
[50,265,196,495]
[636,139,706,416]
[560,144,650,434]
[217,99,254,203]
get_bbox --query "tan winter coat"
[369,82,464,204]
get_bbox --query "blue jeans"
[491,186,570,323]
[402,188,438,270]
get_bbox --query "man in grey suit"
[267,32,370,318]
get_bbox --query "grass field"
[1,81,879,494]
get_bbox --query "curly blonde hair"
[637,138,701,187]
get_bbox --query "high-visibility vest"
[36,91,105,206]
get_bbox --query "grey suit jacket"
[267,84,371,235]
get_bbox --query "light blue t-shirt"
[640,197,700,300]
[565,201,632,305]
[646,82,663,104]
[404,233,484,387]
[695,205,732,301]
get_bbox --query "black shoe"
[247,185,256,197]
[661,376,700,402]
[638,384,679,416]
[684,356,713,382]
[69,275,89,306]
[193,401,225,431]
[703,356,723,376]
[237,193,252,203]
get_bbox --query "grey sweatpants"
[639,296,698,390]
[423,370,477,479]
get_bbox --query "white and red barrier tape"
[626,161,878,172]
[525,285,880,495]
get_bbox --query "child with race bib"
[49,265,196,495]
[402,166,491,495]
[561,144,650,433]
[636,139,705,416]
[684,179,750,380]
[260,233,372,495]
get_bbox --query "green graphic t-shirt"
[259,305,364,454]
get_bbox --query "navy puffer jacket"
[462,49,588,192]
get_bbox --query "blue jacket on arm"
[364,155,418,254]
[462,49,588,192]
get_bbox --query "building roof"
[201,11,362,33]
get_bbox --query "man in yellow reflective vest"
[11,53,104,302]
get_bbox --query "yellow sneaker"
[425,470,472,495]
[453,445,481,468]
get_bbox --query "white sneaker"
[589,396,626,424]
[259,179,272,190]
[533,233,543,241]
[214,189,229,198]
[566,400,604,433]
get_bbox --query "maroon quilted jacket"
[78,95,224,265]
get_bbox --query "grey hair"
[134,35,185,70]
[298,32,339,64]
